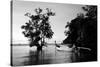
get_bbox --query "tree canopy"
[63,5,97,50]
[21,8,55,49]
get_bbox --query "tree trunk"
[37,46,42,51]
[37,39,43,51]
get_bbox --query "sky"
[12,0,86,44]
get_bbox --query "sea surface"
[11,45,94,66]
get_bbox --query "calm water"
[11,45,94,66]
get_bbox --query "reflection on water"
[11,45,94,66]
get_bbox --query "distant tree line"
[63,5,97,60]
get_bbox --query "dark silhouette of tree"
[82,6,97,60]
[82,5,97,19]
[63,5,97,59]
[21,8,55,50]
[63,13,85,48]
